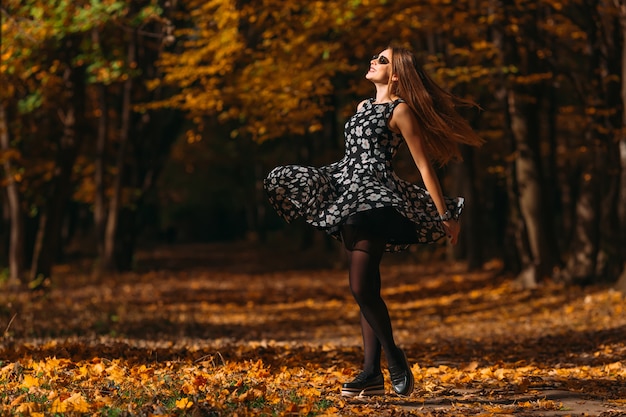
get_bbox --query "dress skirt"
[263,98,464,252]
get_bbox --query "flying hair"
[388,46,485,165]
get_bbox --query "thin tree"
[0,103,24,287]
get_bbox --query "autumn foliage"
[2,0,626,413]
[1,0,625,289]
[1,243,625,416]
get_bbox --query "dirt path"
[1,242,625,416]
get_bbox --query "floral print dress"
[263,98,463,252]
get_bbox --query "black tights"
[341,225,403,375]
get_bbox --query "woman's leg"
[341,224,414,397]
[341,225,402,368]
[359,311,382,375]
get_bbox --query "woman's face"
[365,48,392,83]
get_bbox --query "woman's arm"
[389,102,460,245]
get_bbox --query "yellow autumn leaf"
[299,387,322,397]
[92,361,106,375]
[237,390,251,401]
[176,397,193,409]
[77,364,90,379]
[604,362,624,373]
[494,368,506,380]
[10,393,27,407]
[51,393,90,413]
[50,398,68,413]
[15,402,38,413]
[21,374,40,388]
[439,372,456,383]
[106,362,127,384]
[484,404,507,413]
[67,393,90,412]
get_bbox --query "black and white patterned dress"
[264,98,463,252]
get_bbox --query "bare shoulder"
[389,101,417,131]
[392,101,412,117]
[357,99,369,111]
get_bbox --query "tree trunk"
[452,145,483,269]
[617,122,626,247]
[562,145,603,284]
[114,207,137,271]
[601,8,624,283]
[0,102,24,287]
[93,29,108,263]
[561,2,622,284]
[616,263,626,292]
[507,89,558,287]
[493,0,561,287]
[544,83,563,252]
[489,0,524,276]
[94,84,108,260]
[618,1,626,289]
[617,139,626,292]
[613,0,626,291]
[102,34,135,271]
[29,59,85,284]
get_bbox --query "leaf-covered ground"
[1,242,625,416]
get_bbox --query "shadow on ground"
[1,242,625,416]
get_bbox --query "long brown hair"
[389,46,484,165]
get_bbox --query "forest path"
[1,242,625,416]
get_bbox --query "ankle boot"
[388,350,414,396]
[341,371,385,397]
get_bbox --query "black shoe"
[388,350,414,396]
[341,371,385,397]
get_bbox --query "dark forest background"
[2,0,626,290]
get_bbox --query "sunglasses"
[371,54,390,65]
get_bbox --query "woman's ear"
[391,73,399,82]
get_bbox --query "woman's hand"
[442,219,460,245]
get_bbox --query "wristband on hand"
[439,210,453,221]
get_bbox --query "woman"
[264,46,484,397]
